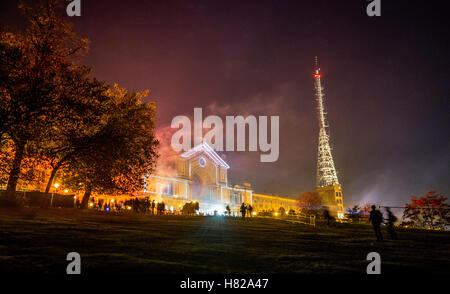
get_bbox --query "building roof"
[181,139,230,169]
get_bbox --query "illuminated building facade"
[141,140,297,215]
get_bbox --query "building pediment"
[181,139,230,169]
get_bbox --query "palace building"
[139,140,297,216]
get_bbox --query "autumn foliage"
[402,191,450,229]
[0,1,158,206]
[296,191,322,210]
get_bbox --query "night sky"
[1,0,449,208]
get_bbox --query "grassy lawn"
[0,207,449,275]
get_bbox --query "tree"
[62,84,159,208]
[360,203,376,213]
[345,204,365,223]
[296,191,322,210]
[0,0,90,204]
[40,79,110,194]
[182,202,198,215]
[403,191,450,229]
[296,191,323,217]
[0,138,53,191]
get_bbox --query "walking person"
[368,205,383,241]
[385,207,397,240]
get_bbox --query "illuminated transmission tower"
[313,57,344,219]
[314,57,339,187]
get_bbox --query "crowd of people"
[87,198,168,215]
[84,197,398,241]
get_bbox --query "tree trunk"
[4,140,26,203]
[80,184,92,209]
[45,160,64,194]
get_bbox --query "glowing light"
[178,204,182,208]
[212,206,224,215]
[314,74,321,78]
[110,199,114,202]
[127,206,132,210]
[54,183,60,188]
[285,211,289,215]
[274,212,278,216]
[155,201,158,204]
[64,189,69,193]
[193,201,196,203]
[73,196,76,199]
[252,212,257,216]
[89,203,93,207]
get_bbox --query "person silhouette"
[385,207,397,240]
[247,205,253,217]
[240,203,246,219]
[368,205,383,241]
[151,200,156,215]
[323,207,332,226]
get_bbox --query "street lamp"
[50,183,60,207]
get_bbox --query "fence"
[286,213,316,227]
[0,190,76,208]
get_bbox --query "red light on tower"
[314,74,321,78]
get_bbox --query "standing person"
[160,202,166,214]
[385,207,397,240]
[97,199,103,212]
[151,200,156,215]
[368,205,383,241]
[240,203,246,219]
[247,205,253,217]
[134,197,140,213]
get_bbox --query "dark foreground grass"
[0,207,449,275]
